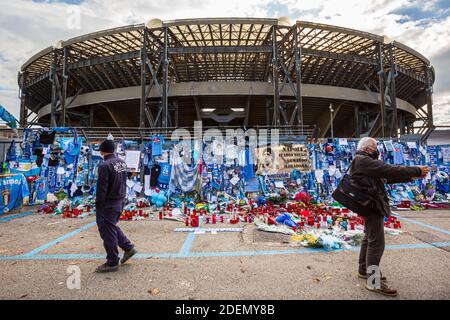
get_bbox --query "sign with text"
[256,144,311,175]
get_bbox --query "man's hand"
[418,166,430,178]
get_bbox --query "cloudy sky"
[0,0,449,125]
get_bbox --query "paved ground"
[0,206,449,300]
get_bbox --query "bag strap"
[343,158,356,175]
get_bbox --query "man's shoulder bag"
[331,160,376,217]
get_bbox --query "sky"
[0,0,449,125]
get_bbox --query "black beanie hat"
[99,139,115,153]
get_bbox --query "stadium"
[17,17,435,139]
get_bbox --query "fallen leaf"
[19,294,29,299]
[313,278,321,283]
[149,288,160,296]
[306,266,311,270]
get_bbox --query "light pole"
[329,103,334,139]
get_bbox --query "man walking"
[95,139,137,273]
[351,137,429,296]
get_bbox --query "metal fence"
[0,125,318,143]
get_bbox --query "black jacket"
[96,153,128,212]
[349,151,421,217]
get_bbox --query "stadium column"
[265,100,271,125]
[424,65,434,129]
[19,71,27,127]
[354,105,360,138]
[399,112,406,135]
[140,27,148,128]
[60,46,68,127]
[294,24,303,127]
[388,44,398,137]
[377,42,386,138]
[89,108,94,127]
[162,27,169,128]
[50,49,58,127]
[272,25,280,126]
[174,101,179,127]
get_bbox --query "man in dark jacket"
[95,139,137,273]
[350,137,429,296]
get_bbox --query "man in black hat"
[95,139,137,273]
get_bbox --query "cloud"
[429,46,450,91]
[433,92,450,125]
[0,0,449,126]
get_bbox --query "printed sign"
[256,144,311,175]
[124,150,141,173]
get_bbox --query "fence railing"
[0,125,319,143]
